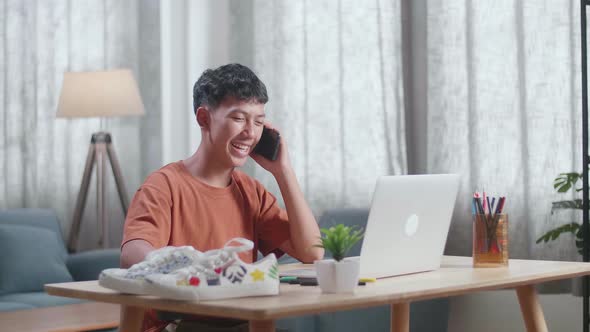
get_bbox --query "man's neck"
[183,146,234,188]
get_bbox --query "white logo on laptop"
[404,214,419,237]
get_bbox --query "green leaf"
[576,227,584,240]
[551,199,583,212]
[315,224,364,261]
[554,172,583,193]
[536,222,580,244]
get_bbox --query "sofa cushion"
[66,248,121,281]
[0,301,35,312]
[409,298,449,332]
[0,225,73,295]
[0,292,84,308]
[316,305,390,332]
[0,209,67,259]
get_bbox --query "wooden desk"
[45,256,590,332]
[0,301,119,332]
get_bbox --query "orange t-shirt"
[121,161,291,331]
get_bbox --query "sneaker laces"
[172,238,254,279]
[222,237,254,253]
[173,262,218,280]
[126,246,201,278]
[200,237,254,268]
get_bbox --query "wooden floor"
[0,302,119,332]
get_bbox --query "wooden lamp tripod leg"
[67,132,130,252]
[67,142,96,253]
[95,141,108,248]
[106,142,129,213]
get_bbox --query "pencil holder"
[472,213,508,267]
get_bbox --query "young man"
[120,63,323,331]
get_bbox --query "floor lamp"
[56,69,145,252]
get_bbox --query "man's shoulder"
[142,161,184,188]
[232,169,255,185]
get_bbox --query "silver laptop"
[282,174,460,279]
[358,174,459,278]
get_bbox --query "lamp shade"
[56,69,145,118]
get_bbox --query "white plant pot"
[314,258,360,293]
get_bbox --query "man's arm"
[119,239,155,330]
[274,167,323,263]
[250,125,324,263]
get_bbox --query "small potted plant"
[314,224,364,293]
[536,172,583,255]
[536,172,584,295]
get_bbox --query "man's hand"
[249,123,292,177]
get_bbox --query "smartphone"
[253,127,281,161]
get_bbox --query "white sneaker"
[99,246,202,295]
[144,238,279,301]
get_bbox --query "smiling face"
[198,96,266,169]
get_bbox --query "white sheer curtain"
[0,0,161,250]
[424,0,582,261]
[4,0,581,261]
[229,0,408,215]
[217,0,582,263]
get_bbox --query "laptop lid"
[359,174,460,278]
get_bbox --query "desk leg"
[516,285,548,332]
[391,302,410,332]
[119,305,144,332]
[249,319,275,332]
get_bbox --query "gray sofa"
[0,208,120,311]
[274,208,449,332]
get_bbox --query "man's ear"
[196,106,210,129]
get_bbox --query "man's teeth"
[231,143,249,151]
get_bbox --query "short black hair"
[192,63,268,113]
